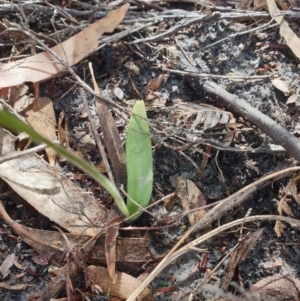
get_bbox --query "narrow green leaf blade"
[126,100,153,220]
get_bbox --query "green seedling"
[126,100,153,220]
[0,101,153,221]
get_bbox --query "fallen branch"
[201,80,300,162]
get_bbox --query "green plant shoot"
[0,110,130,217]
[126,100,153,220]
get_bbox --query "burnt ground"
[1,1,300,301]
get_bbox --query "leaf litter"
[1,1,300,301]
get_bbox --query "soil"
[0,1,300,301]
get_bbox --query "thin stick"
[0,142,59,164]
[163,67,275,81]
[79,88,115,186]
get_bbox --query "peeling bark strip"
[201,80,300,162]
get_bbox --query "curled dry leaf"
[215,274,300,301]
[0,4,130,88]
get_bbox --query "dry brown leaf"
[0,4,129,88]
[164,194,175,211]
[148,74,166,91]
[0,87,9,99]
[105,208,122,283]
[267,0,300,59]
[0,129,106,236]
[175,177,207,227]
[87,265,154,301]
[37,229,103,300]
[0,253,14,279]
[105,226,118,282]
[70,129,96,152]
[271,78,290,94]
[26,97,57,166]
[145,92,159,101]
[221,229,264,290]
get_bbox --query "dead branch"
[201,80,300,162]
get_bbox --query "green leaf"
[126,100,153,220]
[0,110,129,217]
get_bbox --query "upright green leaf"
[126,100,153,220]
